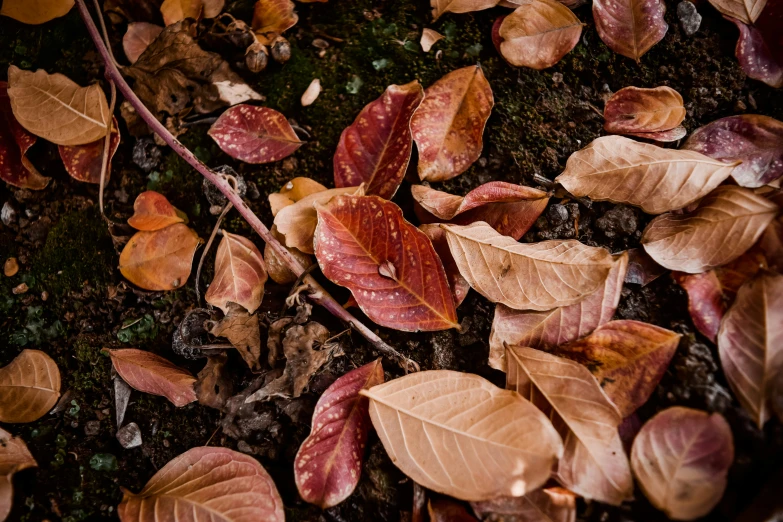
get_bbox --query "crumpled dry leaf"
[207,303,262,371]
[708,0,766,23]
[205,231,267,314]
[603,86,686,142]
[631,407,734,521]
[443,222,615,311]
[642,186,778,273]
[0,82,49,190]
[431,0,499,20]
[268,177,328,217]
[127,190,186,231]
[118,446,284,522]
[421,28,445,52]
[420,224,471,308]
[266,316,293,367]
[105,348,197,407]
[593,0,667,60]
[208,104,302,164]
[7,65,109,146]
[160,0,202,25]
[0,427,37,522]
[471,487,577,522]
[729,1,783,89]
[252,0,298,45]
[58,116,120,184]
[555,136,739,214]
[0,349,61,423]
[195,353,232,410]
[119,223,201,290]
[123,22,164,64]
[361,370,564,501]
[411,66,494,182]
[0,0,73,25]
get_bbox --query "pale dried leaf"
[421,28,444,52]
[301,79,321,107]
[202,0,225,17]
[708,0,766,23]
[431,0,499,20]
[0,427,37,522]
[206,231,267,314]
[0,349,61,423]
[105,348,197,407]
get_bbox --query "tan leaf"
[0,349,61,423]
[497,0,583,70]
[442,222,615,311]
[264,225,313,284]
[7,66,109,146]
[360,370,564,501]
[105,348,197,407]
[641,186,778,273]
[205,231,267,314]
[118,446,284,522]
[411,66,494,182]
[603,86,686,140]
[208,303,262,372]
[268,177,328,217]
[708,0,766,23]
[592,0,668,60]
[555,136,739,214]
[122,22,164,64]
[160,0,202,25]
[202,0,225,17]
[471,487,577,522]
[127,190,185,231]
[0,0,73,24]
[0,427,37,522]
[195,353,232,410]
[252,0,298,45]
[506,346,633,505]
[431,0,499,20]
[119,223,201,291]
[421,28,445,52]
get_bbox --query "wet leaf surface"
[603,86,685,141]
[0,349,60,423]
[205,231,267,314]
[58,116,120,184]
[208,104,302,164]
[0,427,36,522]
[730,1,783,88]
[119,223,201,290]
[105,348,197,407]
[593,0,667,60]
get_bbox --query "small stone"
[596,206,638,239]
[312,38,329,49]
[4,258,19,277]
[734,100,747,112]
[89,453,118,471]
[116,422,142,449]
[12,283,28,295]
[677,1,702,36]
[546,205,569,226]
[132,138,162,173]
[162,439,170,448]
[41,291,48,301]
[1,201,17,226]
[84,420,101,437]
[552,72,563,84]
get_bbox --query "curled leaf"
[252,0,298,44]
[471,487,577,522]
[268,177,328,217]
[708,0,766,23]
[431,0,500,20]
[0,82,49,190]
[0,349,61,423]
[420,224,471,308]
[119,223,201,290]
[208,303,262,372]
[421,28,445,52]
[58,117,120,184]
[730,2,783,89]
[603,86,685,142]
[0,427,37,522]
[122,22,164,64]
[593,0,668,60]
[0,0,73,24]
[205,231,267,314]
[127,191,185,231]
[105,348,197,407]
[209,105,302,164]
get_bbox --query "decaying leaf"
[718,271,783,427]
[105,348,197,407]
[443,222,615,311]
[471,487,577,522]
[265,225,313,284]
[295,359,384,509]
[496,0,583,70]
[268,177,328,217]
[334,81,424,199]
[123,22,164,64]
[555,320,681,417]
[431,0,499,21]
[208,104,302,164]
[0,349,60,423]
[205,231,267,314]
[603,86,686,142]
[361,370,564,501]
[489,252,628,371]
[0,427,37,522]
[58,117,120,184]
[421,28,444,52]
[411,66,494,182]
[420,224,471,308]
[160,0,202,26]
[315,195,459,331]
[631,407,734,520]
[195,353,232,410]
[730,1,783,89]
[683,115,783,188]
[207,303,262,372]
[708,0,766,23]
[0,82,49,190]
[7,65,109,146]
[252,0,298,45]
[119,223,201,290]
[593,0,668,60]
[127,190,185,231]
[555,136,739,214]
[118,446,284,522]
[506,346,633,505]
[642,186,778,273]
[0,0,73,25]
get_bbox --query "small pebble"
[4,257,19,277]
[1,201,17,226]
[132,138,162,173]
[116,422,142,449]
[312,38,329,49]
[677,1,702,36]
[41,291,48,301]
[12,283,28,294]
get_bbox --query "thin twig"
[195,202,232,305]
[98,80,116,216]
[91,0,121,68]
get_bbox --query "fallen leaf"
[420,224,471,308]
[0,349,61,423]
[471,487,577,522]
[428,497,478,521]
[268,177,328,217]
[0,82,49,190]
[119,223,201,290]
[625,247,668,286]
[0,0,73,24]
[730,2,783,89]
[555,320,681,417]
[631,407,734,520]
[315,195,459,331]
[265,225,313,284]
[301,78,321,107]
[431,0,499,20]
[489,252,628,371]
[118,446,284,522]
[760,216,783,272]
[58,117,120,184]
[0,428,36,522]
[412,182,550,240]
[555,136,739,214]
[411,66,494,182]
[195,353,232,410]
[361,370,564,501]
[202,0,224,17]
[252,0,298,45]
[593,0,667,60]
[114,371,132,428]
[603,86,686,142]
[7,65,109,146]
[708,0,766,23]
[295,359,384,509]
[442,222,615,311]
[122,22,164,64]
[127,190,185,231]
[160,0,201,25]
[105,348,197,407]
[334,81,424,199]
[642,186,778,273]
[496,0,583,70]
[205,231,267,315]
[506,346,633,505]
[207,303,262,372]
[421,28,444,52]
[718,271,783,427]
[208,104,302,164]
[683,115,783,188]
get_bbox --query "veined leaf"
[593,0,667,60]
[205,231,267,314]
[208,104,302,164]
[120,223,201,290]
[105,348,197,407]
[603,86,685,142]
[0,427,37,522]
[0,350,61,423]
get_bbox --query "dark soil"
[1,0,782,521]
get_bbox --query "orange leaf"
[0,349,61,423]
[127,191,185,231]
[105,348,197,407]
[119,223,201,291]
[0,427,37,522]
[205,231,267,314]
[58,117,120,184]
[603,86,686,142]
[160,0,202,26]
[252,0,298,45]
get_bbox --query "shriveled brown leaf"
[421,28,445,52]
[105,348,197,407]
[264,225,313,285]
[208,303,262,372]
[471,487,577,522]
[0,0,73,24]
[127,190,185,231]
[195,353,232,410]
[593,0,667,60]
[420,224,471,308]
[160,0,202,25]
[268,177,328,217]
[604,86,686,142]
[0,427,36,522]
[205,231,267,314]
[123,22,164,64]
[0,349,60,423]
[252,0,298,45]
[431,0,499,20]
[119,223,201,291]
[708,0,766,23]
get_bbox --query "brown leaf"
[0,0,73,24]
[265,225,313,284]
[421,28,445,52]
[252,0,298,44]
[471,487,577,522]
[0,82,49,190]
[411,66,494,182]
[208,303,262,371]
[119,223,201,291]
[729,3,783,89]
[625,247,667,286]
[420,224,471,308]
[428,497,478,522]
[208,104,302,164]
[361,370,564,501]
[631,407,734,520]
[58,117,120,184]
[642,186,778,273]
[413,182,550,240]
[160,0,201,25]
[295,359,384,509]
[506,346,633,505]
[205,231,267,314]
[202,0,224,17]
[489,252,628,371]
[555,136,739,214]
[334,81,424,199]
[195,353,232,410]
[593,0,667,60]
[603,86,685,142]
[0,349,60,423]
[127,190,185,231]
[496,0,582,70]
[443,222,615,311]
[122,22,164,64]
[106,349,197,406]
[118,446,284,521]
[7,66,109,146]
[268,177,328,217]
[431,0,499,20]
[0,428,36,522]
[103,0,163,24]
[315,195,459,331]
[760,216,783,272]
[708,0,766,23]
[718,271,783,427]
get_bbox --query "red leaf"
[730,1,783,89]
[122,22,163,64]
[593,0,668,60]
[208,104,302,163]
[334,81,424,199]
[295,359,384,509]
[0,82,49,190]
[314,195,459,331]
[420,224,471,308]
[105,348,197,407]
[413,182,550,240]
[205,231,268,314]
[58,117,120,184]
[127,191,185,231]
